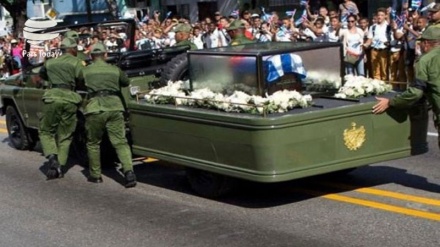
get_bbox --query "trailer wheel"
[186,168,235,198]
[160,53,189,86]
[5,105,33,150]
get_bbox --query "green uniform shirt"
[390,46,440,124]
[230,34,254,46]
[42,53,84,104]
[82,59,130,114]
[176,40,198,50]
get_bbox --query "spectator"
[326,16,342,42]
[339,0,359,19]
[204,22,225,48]
[365,8,392,81]
[254,22,273,42]
[304,17,327,42]
[358,17,372,78]
[341,14,365,76]
[427,3,440,26]
[191,26,204,49]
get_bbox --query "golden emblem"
[343,122,366,151]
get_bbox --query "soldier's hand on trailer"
[372,97,390,114]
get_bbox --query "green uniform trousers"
[39,101,78,166]
[85,111,133,178]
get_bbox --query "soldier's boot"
[124,171,137,188]
[46,154,63,180]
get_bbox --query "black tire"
[5,105,32,150]
[160,53,189,86]
[186,168,236,198]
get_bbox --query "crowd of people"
[1,1,440,85]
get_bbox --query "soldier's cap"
[418,26,440,40]
[60,37,77,48]
[10,39,18,44]
[90,43,107,54]
[174,23,192,33]
[65,30,79,39]
[226,20,245,31]
[428,3,440,12]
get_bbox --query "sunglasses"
[348,20,356,23]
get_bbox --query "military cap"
[226,20,245,31]
[10,39,18,44]
[418,26,440,40]
[174,23,192,33]
[60,37,77,48]
[428,3,440,12]
[65,30,79,39]
[90,43,107,54]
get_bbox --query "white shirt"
[326,26,341,42]
[191,34,204,49]
[205,29,223,48]
[367,21,390,49]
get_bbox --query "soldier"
[372,26,440,149]
[65,30,89,61]
[174,23,198,50]
[426,3,440,27]
[39,37,84,179]
[82,43,136,188]
[226,20,254,46]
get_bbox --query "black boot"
[87,176,103,183]
[124,171,137,188]
[46,154,63,180]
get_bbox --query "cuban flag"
[230,9,239,17]
[295,9,307,27]
[261,7,272,22]
[396,13,406,28]
[264,54,307,83]
[411,0,422,10]
[285,10,296,18]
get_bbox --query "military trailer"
[0,19,411,197]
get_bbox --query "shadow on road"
[124,161,440,208]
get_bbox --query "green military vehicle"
[1,20,412,198]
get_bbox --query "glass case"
[188,42,343,96]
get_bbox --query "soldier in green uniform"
[65,30,89,62]
[174,23,198,50]
[373,26,440,149]
[226,20,254,46]
[39,37,84,179]
[82,43,136,188]
[427,3,440,27]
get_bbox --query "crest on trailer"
[343,122,366,151]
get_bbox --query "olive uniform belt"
[89,90,119,98]
[51,83,73,90]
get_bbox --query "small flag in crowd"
[260,7,272,22]
[411,0,422,10]
[300,0,308,7]
[390,9,397,21]
[294,9,307,27]
[230,9,239,17]
[166,11,172,18]
[285,10,297,18]
[395,13,406,28]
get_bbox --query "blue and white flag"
[300,0,308,7]
[261,7,272,22]
[411,0,422,10]
[286,10,297,18]
[264,54,307,83]
[230,9,239,17]
[294,9,307,27]
[166,11,172,18]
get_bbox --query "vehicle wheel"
[160,53,189,86]
[5,105,32,150]
[186,168,236,198]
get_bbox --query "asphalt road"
[0,116,440,247]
